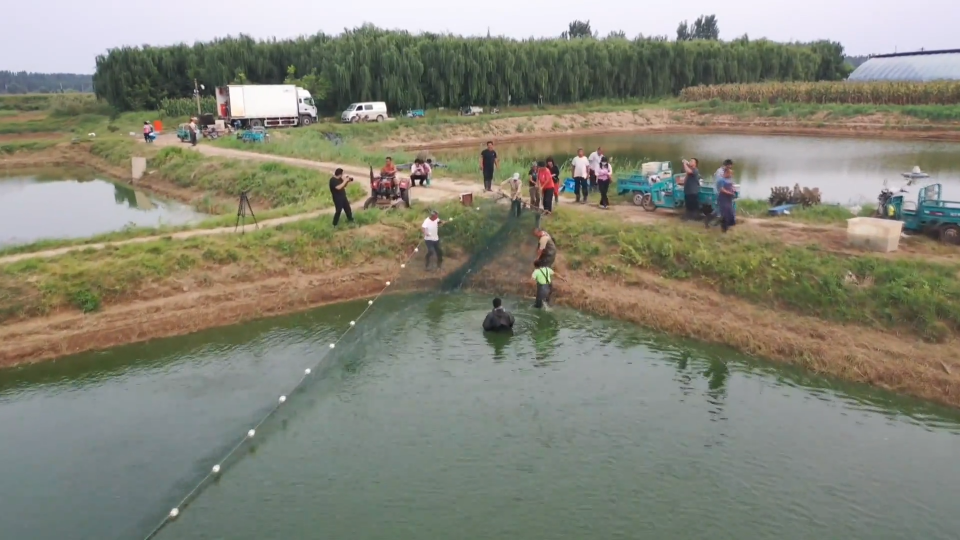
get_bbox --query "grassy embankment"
[0,137,365,257]
[3,198,959,343]
[0,201,493,322]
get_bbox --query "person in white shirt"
[421,210,445,270]
[587,147,603,188]
[571,148,590,204]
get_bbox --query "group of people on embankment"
[482,142,615,213]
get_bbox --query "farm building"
[848,49,960,82]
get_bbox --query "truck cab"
[296,88,317,125]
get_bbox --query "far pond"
[0,169,205,247]
[436,134,960,204]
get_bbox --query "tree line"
[1,71,93,94]
[93,24,847,113]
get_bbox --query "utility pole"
[194,78,201,116]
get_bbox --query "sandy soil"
[382,109,960,149]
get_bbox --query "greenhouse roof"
[848,49,960,82]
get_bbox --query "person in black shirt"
[329,167,354,226]
[482,297,515,332]
[681,158,701,221]
[479,141,499,192]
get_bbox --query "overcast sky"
[3,0,957,73]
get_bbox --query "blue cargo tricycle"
[640,173,740,215]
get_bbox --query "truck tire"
[300,115,313,127]
[376,115,384,122]
[939,224,960,245]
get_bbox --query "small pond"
[0,169,205,247]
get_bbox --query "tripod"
[235,191,259,233]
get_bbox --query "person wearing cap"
[482,297,515,332]
[500,172,523,217]
[422,210,445,270]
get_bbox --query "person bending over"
[482,297,515,332]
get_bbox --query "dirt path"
[3,137,956,266]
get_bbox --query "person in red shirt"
[537,161,558,213]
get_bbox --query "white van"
[341,102,389,123]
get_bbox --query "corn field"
[93,26,845,112]
[679,81,960,105]
[159,97,217,117]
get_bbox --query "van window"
[364,104,373,111]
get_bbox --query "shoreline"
[380,109,960,150]
[2,259,957,408]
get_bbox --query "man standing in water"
[681,158,701,220]
[329,168,354,227]
[482,297,515,332]
[479,141,499,192]
[531,260,564,309]
[571,148,590,204]
[533,228,557,268]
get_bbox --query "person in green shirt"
[531,260,564,309]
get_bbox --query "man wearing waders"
[533,228,556,268]
[500,173,523,217]
[422,210,445,270]
[532,260,563,309]
[482,297,515,332]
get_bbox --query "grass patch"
[547,210,960,343]
[0,201,484,321]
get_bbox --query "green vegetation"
[93,25,845,111]
[0,72,92,94]
[736,199,874,224]
[680,81,960,106]
[549,210,960,343]
[675,99,960,123]
[0,201,487,322]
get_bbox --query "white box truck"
[215,84,318,128]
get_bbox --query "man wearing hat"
[422,210,445,270]
[500,172,523,217]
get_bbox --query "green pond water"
[0,169,204,247]
[1,294,959,540]
[435,134,960,204]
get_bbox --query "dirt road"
[2,137,955,266]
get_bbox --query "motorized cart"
[879,183,960,244]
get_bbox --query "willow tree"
[93,25,844,112]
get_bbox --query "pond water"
[0,170,205,247]
[436,134,960,204]
[1,294,958,540]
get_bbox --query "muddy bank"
[0,260,465,367]
[385,109,960,150]
[468,266,960,409]
[3,254,959,408]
